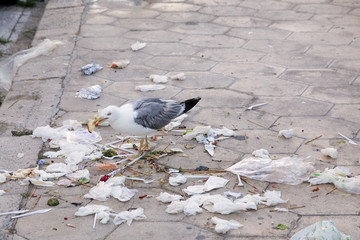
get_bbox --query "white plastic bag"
[227,155,315,185]
[156,192,184,203]
[169,174,187,186]
[113,208,146,226]
[290,220,353,240]
[183,176,229,195]
[211,217,243,234]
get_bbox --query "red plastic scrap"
[312,187,319,192]
[100,175,110,182]
[139,195,147,199]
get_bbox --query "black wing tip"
[183,97,201,113]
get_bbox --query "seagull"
[90,97,201,153]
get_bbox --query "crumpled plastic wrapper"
[113,208,146,226]
[290,220,353,240]
[84,181,113,201]
[278,129,293,139]
[169,174,187,186]
[227,155,315,185]
[76,85,102,100]
[66,169,90,181]
[184,200,203,216]
[224,191,242,199]
[183,176,229,195]
[46,162,77,175]
[81,64,103,75]
[110,59,130,69]
[211,217,243,234]
[168,73,186,81]
[259,190,287,206]
[156,192,184,203]
[321,147,338,159]
[111,186,138,202]
[135,84,166,92]
[131,41,147,51]
[309,167,360,194]
[28,178,55,187]
[75,204,112,224]
[252,149,269,158]
[150,74,168,83]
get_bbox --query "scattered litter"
[183,176,229,195]
[224,191,242,199]
[169,148,184,153]
[247,103,268,110]
[47,198,60,206]
[110,59,130,69]
[252,149,269,158]
[135,84,166,92]
[75,204,112,225]
[113,208,146,226]
[76,85,102,100]
[96,163,117,171]
[169,174,187,186]
[131,41,147,51]
[211,217,243,234]
[111,186,138,202]
[338,132,357,145]
[321,147,338,159]
[0,190,5,196]
[0,209,29,216]
[81,64,103,75]
[274,207,289,212]
[11,208,52,219]
[0,173,8,183]
[84,181,112,201]
[0,39,62,93]
[276,224,289,230]
[150,74,168,83]
[278,129,293,139]
[66,224,76,228]
[260,191,287,206]
[227,155,314,185]
[309,167,360,194]
[156,192,184,203]
[237,175,244,187]
[290,220,353,240]
[195,166,209,171]
[17,153,24,158]
[164,114,188,131]
[168,73,186,81]
[183,126,235,156]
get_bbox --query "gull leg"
[129,138,144,160]
[143,135,150,151]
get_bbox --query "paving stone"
[261,53,332,69]
[114,18,173,30]
[181,35,246,48]
[287,32,354,45]
[330,0,360,7]
[243,39,308,54]
[296,139,360,165]
[145,56,217,71]
[76,37,134,51]
[169,72,235,89]
[106,8,159,18]
[187,0,242,5]
[199,6,257,16]
[240,0,292,10]
[190,107,278,130]
[197,48,265,62]
[169,23,229,35]
[253,97,333,117]
[302,86,360,104]
[227,27,291,40]
[149,3,201,12]
[123,30,184,42]
[141,42,201,56]
[212,62,285,78]
[46,0,83,9]
[253,10,312,21]
[331,59,360,73]
[307,45,360,60]
[0,79,63,130]
[213,16,272,28]
[64,75,112,93]
[156,12,215,23]
[279,69,357,87]
[272,117,359,139]
[289,216,360,239]
[329,104,360,124]
[80,24,128,37]
[349,8,360,16]
[310,14,360,27]
[271,21,332,32]
[294,4,351,14]
[103,82,182,100]
[84,14,117,25]
[230,77,307,96]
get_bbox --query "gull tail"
[182,97,201,113]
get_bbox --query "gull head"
[98,105,119,123]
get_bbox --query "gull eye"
[107,113,111,116]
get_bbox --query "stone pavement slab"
[0,0,359,239]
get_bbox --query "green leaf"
[276,224,289,230]
[79,177,89,184]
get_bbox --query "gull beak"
[87,114,108,133]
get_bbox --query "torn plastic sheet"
[202,195,246,214]
[211,216,243,234]
[113,208,146,226]
[290,220,353,240]
[135,84,166,92]
[169,174,187,186]
[12,167,37,178]
[81,64,103,75]
[164,114,188,131]
[224,191,242,199]
[278,129,293,139]
[65,151,86,165]
[183,176,229,195]
[110,59,130,69]
[46,162,77,174]
[321,147,338,159]
[66,169,90,181]
[156,192,184,203]
[260,190,287,206]
[0,39,62,93]
[150,74,168,83]
[131,41,147,51]
[227,155,315,185]
[76,85,102,100]
[84,181,112,201]
[184,200,203,216]
[168,72,186,81]
[110,186,138,202]
[28,177,55,187]
[309,167,360,194]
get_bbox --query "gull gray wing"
[133,98,184,130]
